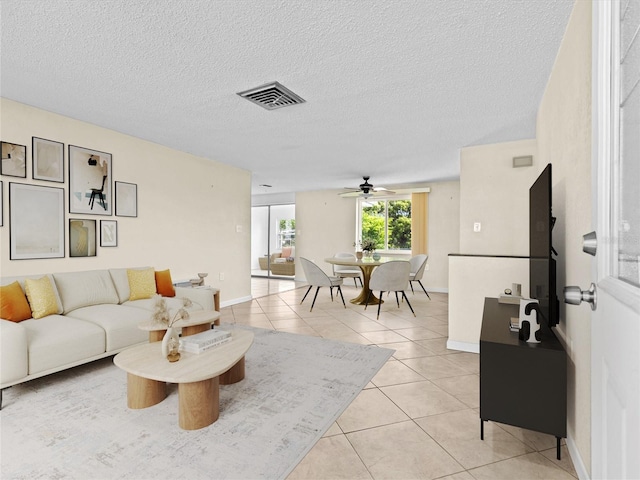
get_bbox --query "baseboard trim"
[426,287,448,294]
[220,295,253,308]
[446,340,479,354]
[566,434,589,479]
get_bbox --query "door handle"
[563,283,597,310]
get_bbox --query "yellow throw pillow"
[127,268,156,301]
[155,269,176,297]
[24,276,59,319]
[0,281,33,322]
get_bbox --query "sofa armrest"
[0,319,28,386]
[174,287,219,312]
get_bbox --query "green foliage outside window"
[361,199,411,251]
[278,219,296,247]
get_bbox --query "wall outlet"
[473,222,481,232]
[236,225,243,233]
[219,272,225,281]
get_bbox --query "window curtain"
[411,192,428,255]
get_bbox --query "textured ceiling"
[0,0,574,195]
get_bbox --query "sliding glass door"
[251,204,295,278]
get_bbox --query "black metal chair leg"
[337,285,346,307]
[395,291,400,307]
[310,287,321,312]
[418,280,430,299]
[301,285,313,304]
[364,290,372,310]
[376,291,383,319]
[402,291,416,317]
[329,286,334,301]
[410,281,415,294]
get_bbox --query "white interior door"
[591,1,640,478]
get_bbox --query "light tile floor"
[219,278,577,480]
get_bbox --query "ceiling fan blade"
[338,191,364,197]
[369,189,395,196]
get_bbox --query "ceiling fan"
[338,176,395,198]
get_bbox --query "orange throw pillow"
[0,281,33,322]
[155,269,176,297]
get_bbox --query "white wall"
[423,181,460,291]
[448,255,529,351]
[449,139,541,349]
[0,99,252,305]
[536,0,593,474]
[295,190,357,279]
[459,139,540,256]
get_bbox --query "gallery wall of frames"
[1,138,138,260]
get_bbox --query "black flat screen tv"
[529,163,559,328]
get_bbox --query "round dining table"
[324,256,399,305]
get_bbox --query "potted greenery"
[354,238,377,258]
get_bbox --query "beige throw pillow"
[24,276,59,319]
[127,268,156,301]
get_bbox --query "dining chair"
[409,254,430,299]
[365,261,415,319]
[299,257,346,312]
[332,252,363,287]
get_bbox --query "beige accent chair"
[332,252,362,287]
[365,261,415,319]
[409,254,430,299]
[299,257,346,312]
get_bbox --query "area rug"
[0,325,393,479]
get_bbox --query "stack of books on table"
[179,329,232,353]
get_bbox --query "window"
[615,0,639,288]
[358,196,411,252]
[277,218,296,249]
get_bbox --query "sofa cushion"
[24,276,60,319]
[53,270,119,314]
[0,320,28,384]
[0,281,32,322]
[127,268,156,301]
[109,267,152,304]
[155,269,176,297]
[21,315,106,375]
[66,304,148,351]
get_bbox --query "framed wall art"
[115,181,137,217]
[69,145,112,215]
[100,220,118,247]
[33,137,64,182]
[69,219,97,257]
[1,141,27,178]
[9,182,65,259]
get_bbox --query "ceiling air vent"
[237,81,305,110]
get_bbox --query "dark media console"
[479,297,567,460]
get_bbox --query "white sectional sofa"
[0,267,219,408]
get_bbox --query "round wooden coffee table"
[114,329,254,430]
[138,309,221,342]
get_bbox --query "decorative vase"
[372,252,381,261]
[356,251,363,260]
[364,250,372,258]
[162,327,181,362]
